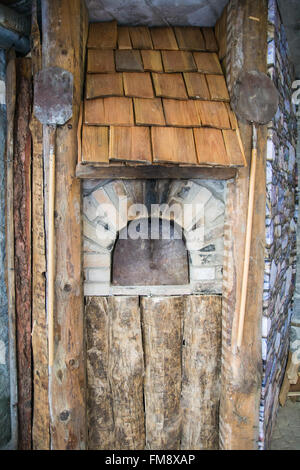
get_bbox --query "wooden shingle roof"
[77,21,246,179]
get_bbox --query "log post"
[41,0,88,449]
[13,57,32,450]
[220,0,268,450]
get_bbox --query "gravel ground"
[270,400,300,450]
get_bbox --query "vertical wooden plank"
[181,296,222,450]
[13,58,32,450]
[86,297,114,450]
[5,51,18,450]
[220,0,268,450]
[30,0,50,450]
[108,296,145,450]
[42,0,88,450]
[141,296,183,450]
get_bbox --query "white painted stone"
[0,340,5,365]
[83,252,111,268]
[190,266,215,281]
[87,268,110,283]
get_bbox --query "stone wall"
[259,0,298,449]
[0,49,10,448]
[83,179,226,296]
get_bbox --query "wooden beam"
[13,57,32,450]
[30,0,50,450]
[219,0,268,450]
[181,296,222,450]
[76,163,237,180]
[41,0,88,449]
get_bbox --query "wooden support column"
[41,0,88,449]
[30,0,50,450]
[219,0,268,450]
[13,57,32,450]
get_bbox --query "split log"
[30,0,50,450]
[181,295,222,450]
[141,296,183,449]
[5,50,18,450]
[86,297,114,450]
[13,57,32,450]
[219,0,268,449]
[41,0,89,449]
[108,296,145,450]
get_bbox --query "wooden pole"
[41,0,88,449]
[237,125,258,348]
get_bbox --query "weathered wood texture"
[86,297,114,449]
[108,297,145,450]
[5,50,18,451]
[41,0,89,449]
[181,296,222,449]
[86,297,145,450]
[30,0,50,450]
[219,0,268,450]
[141,296,183,450]
[13,58,32,450]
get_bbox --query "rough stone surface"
[260,0,298,450]
[0,49,10,449]
[270,400,300,450]
[86,0,229,26]
[82,179,226,296]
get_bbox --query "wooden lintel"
[76,163,237,180]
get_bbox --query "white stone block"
[190,266,215,281]
[87,268,110,283]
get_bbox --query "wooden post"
[219,0,268,450]
[30,0,50,450]
[13,57,32,450]
[41,0,88,449]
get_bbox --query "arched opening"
[112,218,189,286]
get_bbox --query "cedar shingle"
[129,26,153,49]
[222,129,246,166]
[118,26,132,49]
[152,73,188,99]
[87,50,115,73]
[194,128,229,165]
[134,98,165,126]
[201,27,219,52]
[86,73,123,99]
[151,127,197,164]
[206,74,230,101]
[174,27,205,51]
[226,103,238,129]
[109,126,152,163]
[193,52,223,74]
[150,27,178,50]
[123,72,154,98]
[195,101,231,129]
[163,99,201,127]
[141,50,163,72]
[87,21,118,49]
[84,97,134,126]
[183,72,210,100]
[82,125,109,163]
[162,50,197,72]
[115,50,144,72]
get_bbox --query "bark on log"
[30,0,50,450]
[108,296,145,450]
[141,296,183,450]
[86,297,114,450]
[41,0,89,449]
[13,58,32,450]
[181,295,222,450]
[220,0,268,450]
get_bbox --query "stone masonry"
[83,179,226,296]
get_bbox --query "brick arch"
[83,179,225,295]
